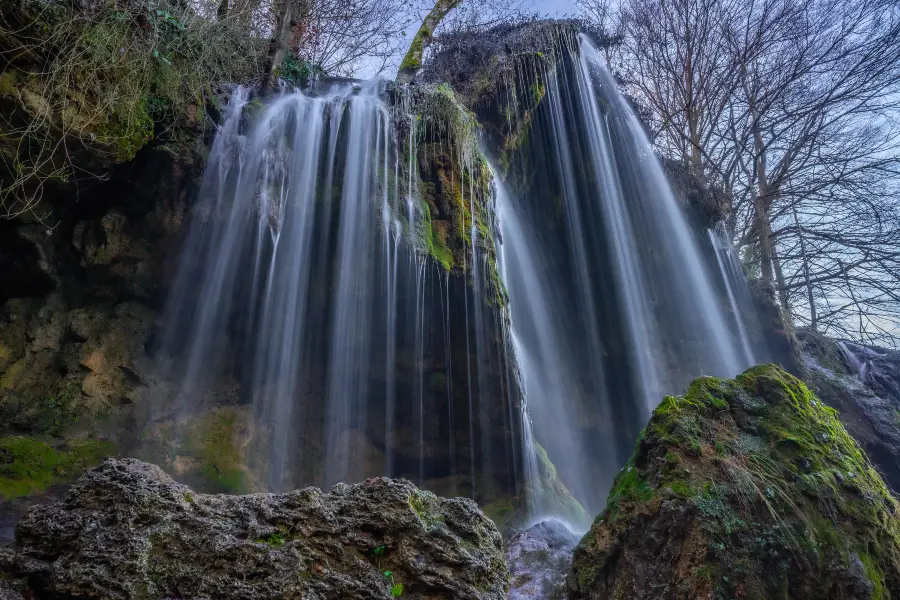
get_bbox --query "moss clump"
[140,405,257,494]
[1,0,265,215]
[93,97,154,162]
[187,407,251,494]
[410,489,444,529]
[421,201,454,271]
[399,30,428,72]
[0,436,115,500]
[34,380,82,436]
[256,531,286,546]
[603,459,652,523]
[571,364,900,599]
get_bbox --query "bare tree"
[609,0,741,174]
[583,0,900,346]
[397,0,462,83]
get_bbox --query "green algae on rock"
[569,364,900,600]
[139,405,263,494]
[394,82,508,306]
[0,436,115,500]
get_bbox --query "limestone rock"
[2,458,509,600]
[569,364,900,600]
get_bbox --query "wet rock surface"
[507,520,579,600]
[569,364,900,600]
[800,329,900,491]
[0,458,508,600]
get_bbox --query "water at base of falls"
[491,32,760,518]
[151,81,522,501]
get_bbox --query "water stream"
[154,81,521,498]
[491,34,757,518]
[152,32,762,527]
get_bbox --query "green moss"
[603,460,653,522]
[256,531,286,546]
[410,489,444,529]
[663,451,682,465]
[35,380,82,436]
[666,480,694,498]
[94,97,154,162]
[188,408,250,494]
[420,201,454,271]
[574,364,900,598]
[859,551,886,600]
[0,436,115,500]
[399,29,428,72]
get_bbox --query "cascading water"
[491,32,758,517]
[151,80,522,499]
[707,223,766,366]
[148,24,763,530]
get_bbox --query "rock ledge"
[1,458,508,600]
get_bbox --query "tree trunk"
[260,0,294,95]
[772,233,788,312]
[751,115,775,286]
[396,0,461,84]
[792,204,816,330]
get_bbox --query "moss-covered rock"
[569,364,900,600]
[800,329,900,494]
[139,405,263,494]
[0,436,115,500]
[394,83,508,305]
[0,0,262,217]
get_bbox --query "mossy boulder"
[569,364,900,600]
[1,458,508,599]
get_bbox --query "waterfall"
[707,223,764,366]
[492,33,757,518]
[151,28,761,527]
[152,80,523,502]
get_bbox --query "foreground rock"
[0,459,508,599]
[569,364,900,600]
[507,520,579,600]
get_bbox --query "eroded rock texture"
[801,329,900,492]
[0,458,508,600]
[569,364,900,600]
